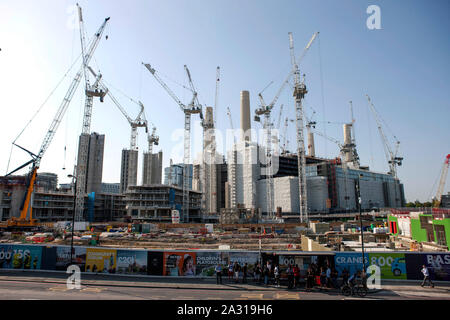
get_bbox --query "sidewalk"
[0,269,449,294]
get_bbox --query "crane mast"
[366,94,403,178]
[434,154,450,208]
[227,107,237,208]
[289,32,309,223]
[4,8,109,228]
[74,5,110,224]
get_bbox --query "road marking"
[81,287,104,293]
[49,287,69,292]
[240,293,264,300]
[274,292,300,300]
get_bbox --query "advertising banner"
[163,252,196,276]
[147,251,164,276]
[0,244,42,270]
[55,246,86,271]
[196,252,229,277]
[86,248,117,273]
[116,250,147,274]
[406,253,450,281]
[278,255,320,277]
[368,252,407,279]
[334,252,369,277]
[229,252,259,275]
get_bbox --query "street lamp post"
[356,173,366,272]
[68,174,77,265]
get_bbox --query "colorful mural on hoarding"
[85,248,117,273]
[0,245,42,270]
[368,253,407,279]
[116,250,147,274]
[163,252,196,276]
[334,252,369,277]
[55,246,86,271]
[196,252,229,277]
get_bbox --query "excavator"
[0,9,110,231]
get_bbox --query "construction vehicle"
[0,9,109,230]
[432,154,450,208]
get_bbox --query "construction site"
[0,4,449,256]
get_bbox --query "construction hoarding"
[163,252,196,276]
[334,252,369,277]
[116,249,147,274]
[196,252,229,277]
[147,251,164,275]
[0,244,42,270]
[405,253,450,281]
[368,252,407,279]
[55,246,86,271]
[85,248,117,273]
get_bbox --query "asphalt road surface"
[0,271,449,301]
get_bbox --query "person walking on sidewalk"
[421,265,434,288]
[215,264,223,284]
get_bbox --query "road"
[0,271,449,301]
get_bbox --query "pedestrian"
[421,265,434,288]
[342,268,349,287]
[293,264,300,288]
[233,262,241,283]
[215,264,223,284]
[254,263,261,284]
[274,265,280,287]
[287,264,294,289]
[306,266,314,291]
[266,260,272,284]
[331,268,339,289]
[228,262,233,281]
[243,263,248,283]
[263,265,269,286]
[326,266,332,288]
[319,267,327,290]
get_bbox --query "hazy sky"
[0,0,449,202]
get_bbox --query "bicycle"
[341,283,368,298]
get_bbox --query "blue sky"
[0,0,449,202]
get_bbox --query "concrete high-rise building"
[36,172,58,191]
[77,132,105,194]
[164,163,192,189]
[120,149,138,193]
[142,151,163,185]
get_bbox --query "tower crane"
[280,117,294,155]
[348,100,360,168]
[2,9,109,229]
[366,94,403,178]
[289,31,319,223]
[226,107,237,208]
[74,5,110,223]
[143,63,201,222]
[88,67,147,151]
[433,154,450,208]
